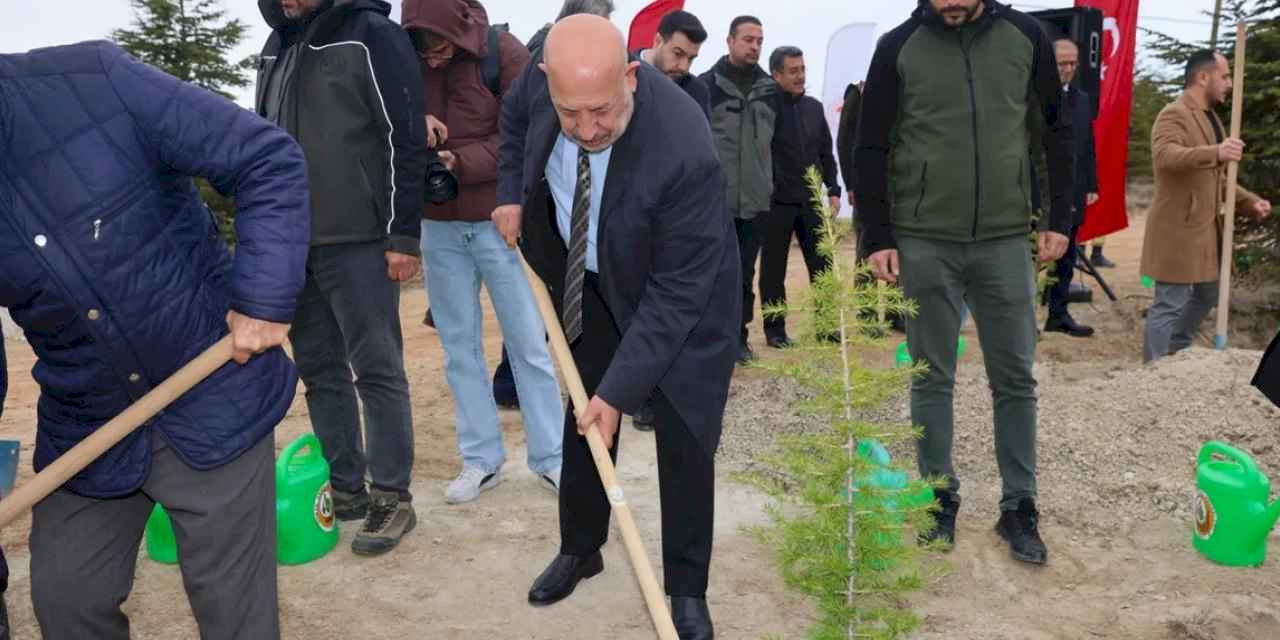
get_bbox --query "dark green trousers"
[897,234,1039,510]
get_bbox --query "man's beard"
[939,4,980,25]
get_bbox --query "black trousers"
[558,273,716,596]
[1046,224,1080,319]
[734,217,761,339]
[758,202,830,338]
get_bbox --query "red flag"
[1075,0,1139,243]
[627,0,685,54]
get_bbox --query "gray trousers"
[897,235,1039,510]
[30,434,278,640]
[1143,281,1219,364]
[290,241,415,497]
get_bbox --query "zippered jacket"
[853,0,1074,254]
[700,57,779,219]
[256,0,428,255]
[0,41,309,497]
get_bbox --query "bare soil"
[3,200,1279,639]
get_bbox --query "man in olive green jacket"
[855,0,1073,565]
[700,15,779,364]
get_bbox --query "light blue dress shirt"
[546,133,612,274]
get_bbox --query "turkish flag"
[627,0,685,54]
[1075,0,1139,243]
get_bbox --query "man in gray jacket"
[699,15,779,364]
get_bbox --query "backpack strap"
[481,26,504,97]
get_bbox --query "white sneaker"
[445,465,503,504]
[539,467,561,495]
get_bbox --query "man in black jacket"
[758,46,841,347]
[256,0,429,556]
[493,15,738,639]
[855,0,1073,565]
[1043,36,1099,338]
[638,10,711,119]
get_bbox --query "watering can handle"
[1198,441,1260,478]
[276,434,323,488]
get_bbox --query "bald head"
[541,14,640,151]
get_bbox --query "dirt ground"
[3,203,1280,639]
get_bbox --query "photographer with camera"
[403,0,566,505]
[256,0,430,556]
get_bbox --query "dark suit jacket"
[496,62,741,455]
[1032,86,1097,228]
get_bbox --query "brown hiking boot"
[352,489,417,557]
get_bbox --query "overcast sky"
[2,0,1220,108]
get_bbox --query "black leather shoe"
[528,552,604,606]
[671,596,714,640]
[995,498,1048,565]
[765,333,793,349]
[632,402,656,432]
[1090,250,1117,268]
[737,341,756,365]
[918,489,960,550]
[1044,314,1095,338]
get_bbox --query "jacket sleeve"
[365,22,429,256]
[595,159,727,413]
[853,26,910,255]
[816,102,841,198]
[1081,93,1099,194]
[449,33,531,188]
[497,60,536,207]
[1152,107,1220,172]
[1024,15,1074,238]
[100,43,310,324]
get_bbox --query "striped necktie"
[562,145,591,344]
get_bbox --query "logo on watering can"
[315,482,336,532]
[1194,490,1217,540]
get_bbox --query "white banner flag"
[821,22,878,218]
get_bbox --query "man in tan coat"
[1141,49,1272,363]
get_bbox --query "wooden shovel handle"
[0,336,234,529]
[517,252,679,640]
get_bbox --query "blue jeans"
[421,220,564,474]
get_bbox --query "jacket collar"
[1178,89,1212,112]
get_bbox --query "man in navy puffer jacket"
[0,41,310,639]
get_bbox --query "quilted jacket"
[0,41,311,498]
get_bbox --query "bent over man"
[493,15,739,640]
[1,41,310,639]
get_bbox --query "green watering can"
[145,434,339,566]
[145,503,178,564]
[895,337,967,368]
[1193,441,1280,567]
[276,434,339,565]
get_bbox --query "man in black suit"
[1044,36,1099,338]
[491,14,739,640]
